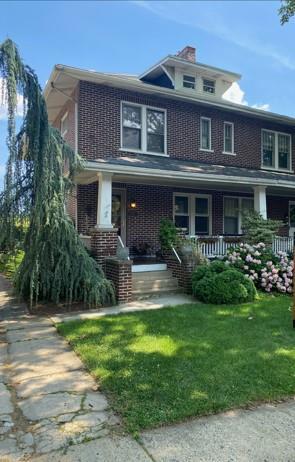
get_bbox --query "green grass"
[0,251,24,278]
[58,295,295,433]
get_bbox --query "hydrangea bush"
[224,243,293,294]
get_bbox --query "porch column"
[96,173,113,229]
[253,185,267,219]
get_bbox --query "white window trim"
[60,111,68,138]
[202,78,216,95]
[182,74,196,91]
[261,129,293,173]
[223,121,235,155]
[120,101,168,157]
[173,192,212,236]
[200,117,212,151]
[223,195,254,235]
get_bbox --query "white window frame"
[183,74,196,90]
[261,129,292,172]
[120,101,168,157]
[200,117,213,152]
[60,111,68,138]
[223,196,254,235]
[223,121,235,155]
[202,78,216,94]
[173,192,212,236]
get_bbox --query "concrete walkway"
[1,275,295,461]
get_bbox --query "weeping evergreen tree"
[0,38,115,307]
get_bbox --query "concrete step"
[133,277,178,291]
[132,286,182,296]
[132,270,173,281]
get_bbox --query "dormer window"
[203,79,215,94]
[183,75,196,90]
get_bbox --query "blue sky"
[0,0,294,188]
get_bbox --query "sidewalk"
[0,275,151,461]
[1,274,295,461]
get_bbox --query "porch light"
[130,199,137,209]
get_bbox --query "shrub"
[159,219,178,250]
[192,263,256,304]
[242,211,283,246]
[224,242,293,294]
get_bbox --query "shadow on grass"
[58,295,295,433]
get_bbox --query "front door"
[289,201,295,240]
[112,189,126,244]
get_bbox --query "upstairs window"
[60,112,68,138]
[121,102,166,155]
[223,122,234,154]
[262,129,291,171]
[203,79,215,94]
[200,117,212,151]
[183,75,196,90]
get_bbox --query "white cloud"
[0,78,24,120]
[222,82,270,111]
[223,82,248,106]
[251,103,270,111]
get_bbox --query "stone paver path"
[0,275,151,461]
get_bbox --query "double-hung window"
[223,197,254,235]
[223,122,234,154]
[262,129,291,171]
[203,79,215,94]
[200,117,212,151]
[174,193,211,235]
[121,102,166,155]
[183,75,196,90]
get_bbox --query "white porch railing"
[188,235,294,258]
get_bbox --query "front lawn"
[58,296,295,433]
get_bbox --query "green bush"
[159,219,178,250]
[192,263,257,304]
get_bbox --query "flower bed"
[224,243,293,294]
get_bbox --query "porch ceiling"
[75,155,295,196]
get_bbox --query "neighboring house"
[44,46,295,300]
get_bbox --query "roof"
[139,54,241,82]
[44,64,295,126]
[81,154,295,190]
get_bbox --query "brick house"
[44,46,295,301]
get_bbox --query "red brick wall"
[78,81,295,171]
[105,258,133,303]
[90,228,118,267]
[53,91,78,226]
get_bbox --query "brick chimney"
[176,46,196,63]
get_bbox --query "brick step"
[132,270,173,281]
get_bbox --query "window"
[278,133,291,170]
[200,117,212,151]
[223,197,254,235]
[203,79,215,94]
[174,194,211,235]
[195,197,210,234]
[262,129,291,171]
[223,122,234,154]
[60,112,68,138]
[121,102,166,155]
[183,75,196,90]
[174,196,189,230]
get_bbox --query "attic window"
[203,79,215,94]
[183,75,195,90]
